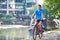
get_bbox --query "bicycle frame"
[30,19,43,40]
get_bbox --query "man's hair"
[38,4,41,7]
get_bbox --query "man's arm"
[42,13,44,18]
[42,13,44,20]
[32,13,35,19]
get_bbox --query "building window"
[27,3,32,8]
[0,0,7,2]
[0,11,7,14]
[0,0,7,9]
[15,0,24,3]
[0,4,7,9]
[15,4,23,9]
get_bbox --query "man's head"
[38,4,41,10]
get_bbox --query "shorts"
[37,19,43,23]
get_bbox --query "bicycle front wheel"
[33,26,37,40]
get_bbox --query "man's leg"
[35,20,39,26]
[39,21,42,31]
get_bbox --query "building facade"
[0,0,36,25]
[0,0,36,15]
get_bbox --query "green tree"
[43,0,60,19]
[0,12,16,24]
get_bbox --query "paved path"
[28,31,60,40]
[0,25,60,40]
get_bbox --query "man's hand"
[42,18,46,20]
[30,19,36,26]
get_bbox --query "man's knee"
[39,21,42,25]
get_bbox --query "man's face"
[38,6,41,10]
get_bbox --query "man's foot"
[41,29,44,34]
[42,30,44,32]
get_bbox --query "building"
[0,0,36,15]
[0,0,36,25]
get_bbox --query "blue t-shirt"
[34,9,44,20]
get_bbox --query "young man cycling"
[32,4,44,32]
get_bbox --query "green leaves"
[44,0,60,19]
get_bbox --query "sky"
[36,0,44,5]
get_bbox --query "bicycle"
[31,19,44,40]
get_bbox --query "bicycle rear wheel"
[33,26,37,40]
[39,31,43,39]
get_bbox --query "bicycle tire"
[33,26,37,40]
[39,32,43,39]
